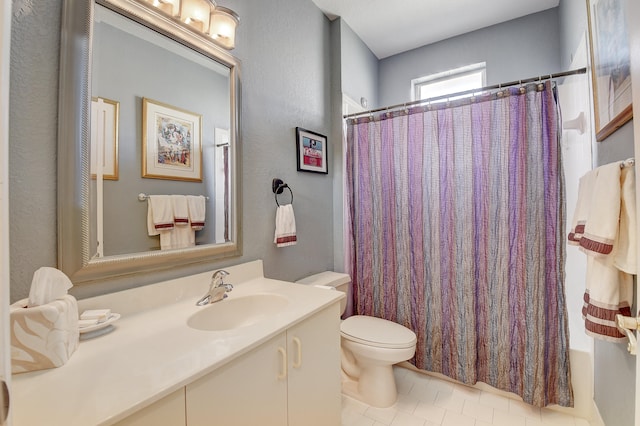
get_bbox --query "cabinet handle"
[292,337,302,369]
[277,347,287,380]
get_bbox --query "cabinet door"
[114,388,186,426]
[287,303,342,426]
[186,332,288,426]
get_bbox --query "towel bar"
[620,158,635,169]
[138,193,209,201]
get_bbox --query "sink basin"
[187,293,290,331]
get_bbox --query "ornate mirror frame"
[58,0,242,285]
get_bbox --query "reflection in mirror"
[58,0,241,285]
[91,4,231,257]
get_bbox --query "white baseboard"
[589,401,605,426]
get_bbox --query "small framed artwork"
[296,127,328,174]
[142,97,203,182]
[586,0,633,141]
[90,97,119,180]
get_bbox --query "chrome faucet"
[196,270,233,306]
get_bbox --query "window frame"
[411,62,487,102]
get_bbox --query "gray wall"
[10,2,638,423]
[9,0,335,301]
[9,1,61,301]
[378,8,561,107]
[330,18,380,272]
[559,0,636,424]
[330,19,344,272]
[339,19,379,109]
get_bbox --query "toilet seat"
[341,315,417,349]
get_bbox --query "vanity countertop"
[11,260,344,425]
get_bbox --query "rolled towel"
[80,309,111,323]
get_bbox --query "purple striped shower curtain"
[345,82,573,407]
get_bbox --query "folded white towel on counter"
[274,204,297,247]
[27,267,73,308]
[80,309,111,322]
[171,195,189,226]
[187,195,206,230]
[147,195,174,236]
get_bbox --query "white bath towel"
[582,254,632,342]
[614,166,637,274]
[568,169,597,245]
[156,195,193,250]
[569,160,638,341]
[579,163,621,256]
[159,227,194,250]
[171,195,189,226]
[147,195,174,236]
[274,204,297,247]
[187,195,206,230]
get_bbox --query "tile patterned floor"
[342,366,591,426]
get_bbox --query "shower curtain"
[345,81,573,407]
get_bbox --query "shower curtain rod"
[343,67,587,119]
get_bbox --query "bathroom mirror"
[58,0,241,285]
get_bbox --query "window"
[411,62,486,102]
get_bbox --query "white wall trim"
[590,401,605,426]
[1,0,12,423]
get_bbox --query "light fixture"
[145,0,180,17]
[140,0,239,50]
[208,6,239,50]
[180,0,213,32]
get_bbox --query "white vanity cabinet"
[114,389,186,426]
[11,262,346,425]
[186,303,342,426]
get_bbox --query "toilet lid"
[340,315,417,349]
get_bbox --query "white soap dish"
[79,313,120,334]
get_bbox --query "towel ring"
[272,178,293,206]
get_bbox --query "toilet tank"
[295,271,351,315]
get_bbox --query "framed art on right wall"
[587,0,633,141]
[296,127,328,174]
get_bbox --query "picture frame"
[586,0,633,141]
[296,127,328,174]
[90,97,119,180]
[142,97,203,182]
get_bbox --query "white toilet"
[296,271,417,408]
